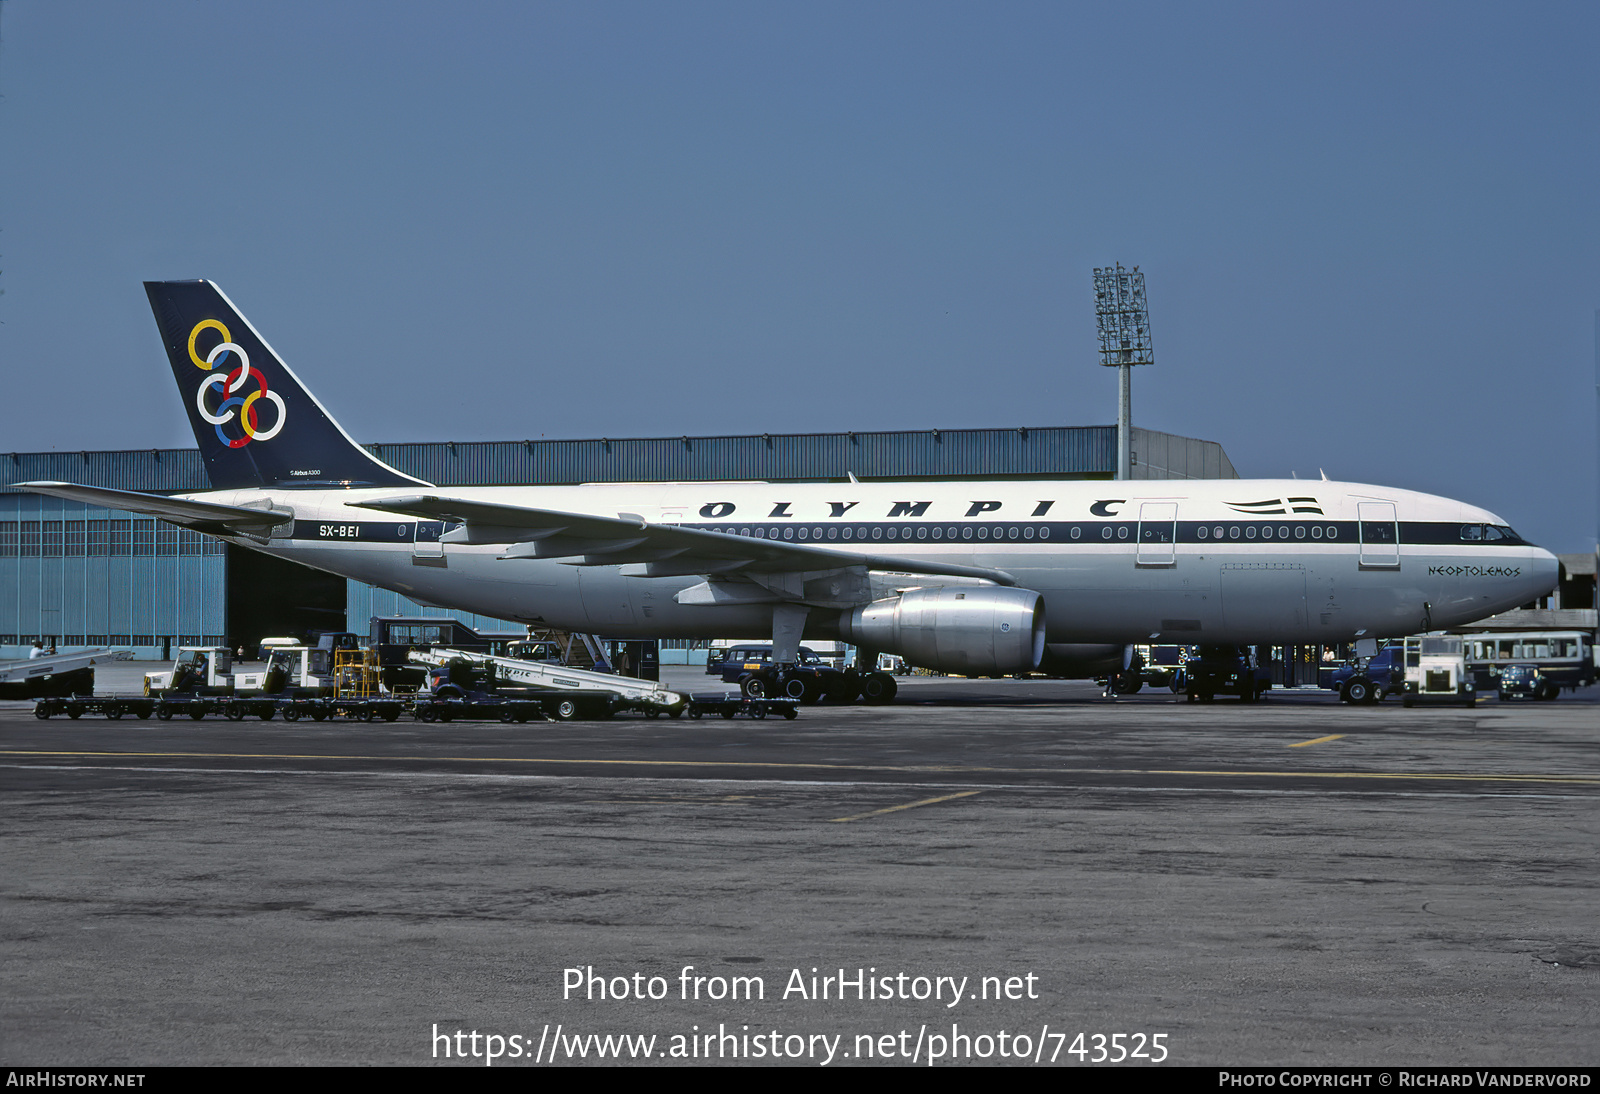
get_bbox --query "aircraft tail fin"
[144,280,431,491]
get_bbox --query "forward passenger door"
[1137,502,1178,567]
[1357,502,1400,569]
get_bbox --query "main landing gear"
[738,665,898,705]
[738,603,900,705]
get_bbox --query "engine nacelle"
[838,586,1046,675]
[1038,643,1126,678]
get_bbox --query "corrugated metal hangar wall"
[1,426,1236,657]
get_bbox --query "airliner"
[18,281,1558,701]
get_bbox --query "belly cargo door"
[1221,563,1307,641]
[577,568,637,629]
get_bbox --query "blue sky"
[1,1,1595,550]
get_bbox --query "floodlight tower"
[1093,264,1154,480]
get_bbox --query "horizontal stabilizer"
[13,481,291,535]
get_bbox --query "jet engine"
[1038,644,1126,678]
[838,586,1046,675]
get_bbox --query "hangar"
[1,425,1235,659]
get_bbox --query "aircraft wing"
[353,494,1016,586]
[13,481,292,534]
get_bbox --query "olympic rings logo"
[187,319,287,448]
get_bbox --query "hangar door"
[226,546,347,649]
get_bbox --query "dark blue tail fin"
[144,280,431,491]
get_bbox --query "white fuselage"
[197,478,1557,646]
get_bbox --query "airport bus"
[1461,630,1595,698]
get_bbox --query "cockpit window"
[1461,524,1522,544]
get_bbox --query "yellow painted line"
[2,751,1598,786]
[1289,734,1345,748]
[830,790,981,823]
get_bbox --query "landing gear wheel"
[779,675,808,701]
[740,674,768,699]
[861,673,898,705]
[1344,679,1372,704]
